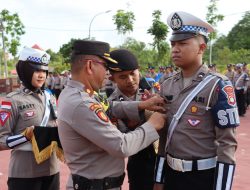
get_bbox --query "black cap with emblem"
[71,40,117,65]
[167,11,214,42]
[108,49,139,72]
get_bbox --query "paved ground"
[0,110,249,189]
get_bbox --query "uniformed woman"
[0,46,59,190]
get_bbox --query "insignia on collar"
[0,111,10,126]
[170,13,182,30]
[89,103,109,122]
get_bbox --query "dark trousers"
[127,144,156,190]
[235,89,246,116]
[8,173,59,190]
[164,165,215,190]
[54,89,61,99]
[246,88,250,106]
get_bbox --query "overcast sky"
[0,0,249,53]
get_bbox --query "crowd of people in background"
[45,71,71,99]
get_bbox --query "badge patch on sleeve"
[89,103,109,122]
[222,86,236,106]
[1,101,12,110]
[0,111,10,126]
[188,119,200,127]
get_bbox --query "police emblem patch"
[170,13,182,30]
[188,119,200,127]
[41,54,49,64]
[222,85,236,106]
[0,111,10,126]
[89,103,109,122]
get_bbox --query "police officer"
[108,49,156,190]
[233,63,249,116]
[57,40,166,190]
[225,64,235,84]
[154,11,239,190]
[0,46,59,190]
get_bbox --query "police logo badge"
[41,54,49,64]
[170,13,182,30]
[222,85,236,106]
[0,111,10,126]
[89,103,109,122]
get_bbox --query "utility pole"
[0,19,7,78]
[88,10,111,40]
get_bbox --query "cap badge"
[41,54,49,64]
[170,13,182,30]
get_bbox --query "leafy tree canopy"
[227,11,250,50]
[112,10,135,35]
[0,9,25,57]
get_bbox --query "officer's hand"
[148,112,166,130]
[153,183,164,190]
[138,95,166,113]
[23,126,34,140]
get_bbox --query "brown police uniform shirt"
[233,72,249,90]
[0,87,59,178]
[158,65,238,164]
[225,70,235,84]
[57,80,159,179]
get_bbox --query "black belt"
[72,173,125,190]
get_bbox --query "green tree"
[59,38,80,64]
[119,37,157,71]
[112,10,135,35]
[0,9,25,57]
[206,0,224,65]
[227,11,250,50]
[46,49,69,74]
[147,10,169,65]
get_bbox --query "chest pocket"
[20,109,38,121]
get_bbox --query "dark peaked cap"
[108,49,139,72]
[72,40,117,64]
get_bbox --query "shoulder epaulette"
[210,72,229,81]
[6,90,20,98]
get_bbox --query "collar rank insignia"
[89,103,109,123]
[170,13,182,30]
[188,119,200,127]
[0,111,10,126]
